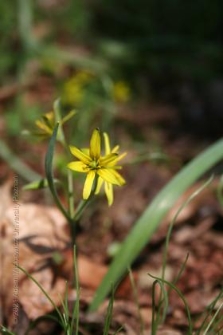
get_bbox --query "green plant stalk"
[53,99,75,220]
[72,175,99,223]
[45,123,71,223]
[89,138,223,311]
[72,246,80,335]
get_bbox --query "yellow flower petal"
[100,153,118,165]
[90,129,101,159]
[103,133,111,155]
[67,161,87,172]
[107,152,127,166]
[35,120,52,134]
[81,148,90,155]
[95,176,103,194]
[117,152,127,161]
[112,145,119,153]
[83,170,96,199]
[105,182,113,206]
[97,168,122,185]
[69,146,91,164]
[111,169,126,185]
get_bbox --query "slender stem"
[53,99,75,221]
[73,175,99,223]
[67,170,75,218]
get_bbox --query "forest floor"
[0,70,223,335]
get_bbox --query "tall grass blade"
[17,266,64,327]
[198,290,223,334]
[203,301,223,335]
[103,287,115,335]
[151,279,169,334]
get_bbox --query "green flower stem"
[67,170,75,219]
[72,175,99,223]
[45,123,72,223]
[53,99,75,220]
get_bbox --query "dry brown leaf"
[0,181,70,322]
[0,180,135,326]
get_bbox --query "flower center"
[89,160,100,170]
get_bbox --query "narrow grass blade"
[17,266,63,325]
[203,301,223,335]
[103,287,115,335]
[89,138,223,311]
[198,290,223,334]
[151,279,168,334]
[150,275,193,334]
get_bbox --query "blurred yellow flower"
[35,111,55,138]
[35,110,76,140]
[112,81,131,103]
[67,129,126,205]
[62,71,94,106]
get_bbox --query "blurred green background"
[1,0,223,139]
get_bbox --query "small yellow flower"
[35,110,76,140]
[35,111,55,138]
[67,129,126,205]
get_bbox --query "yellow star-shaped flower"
[67,129,126,205]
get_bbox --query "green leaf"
[23,178,60,190]
[89,138,223,311]
[45,122,70,221]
